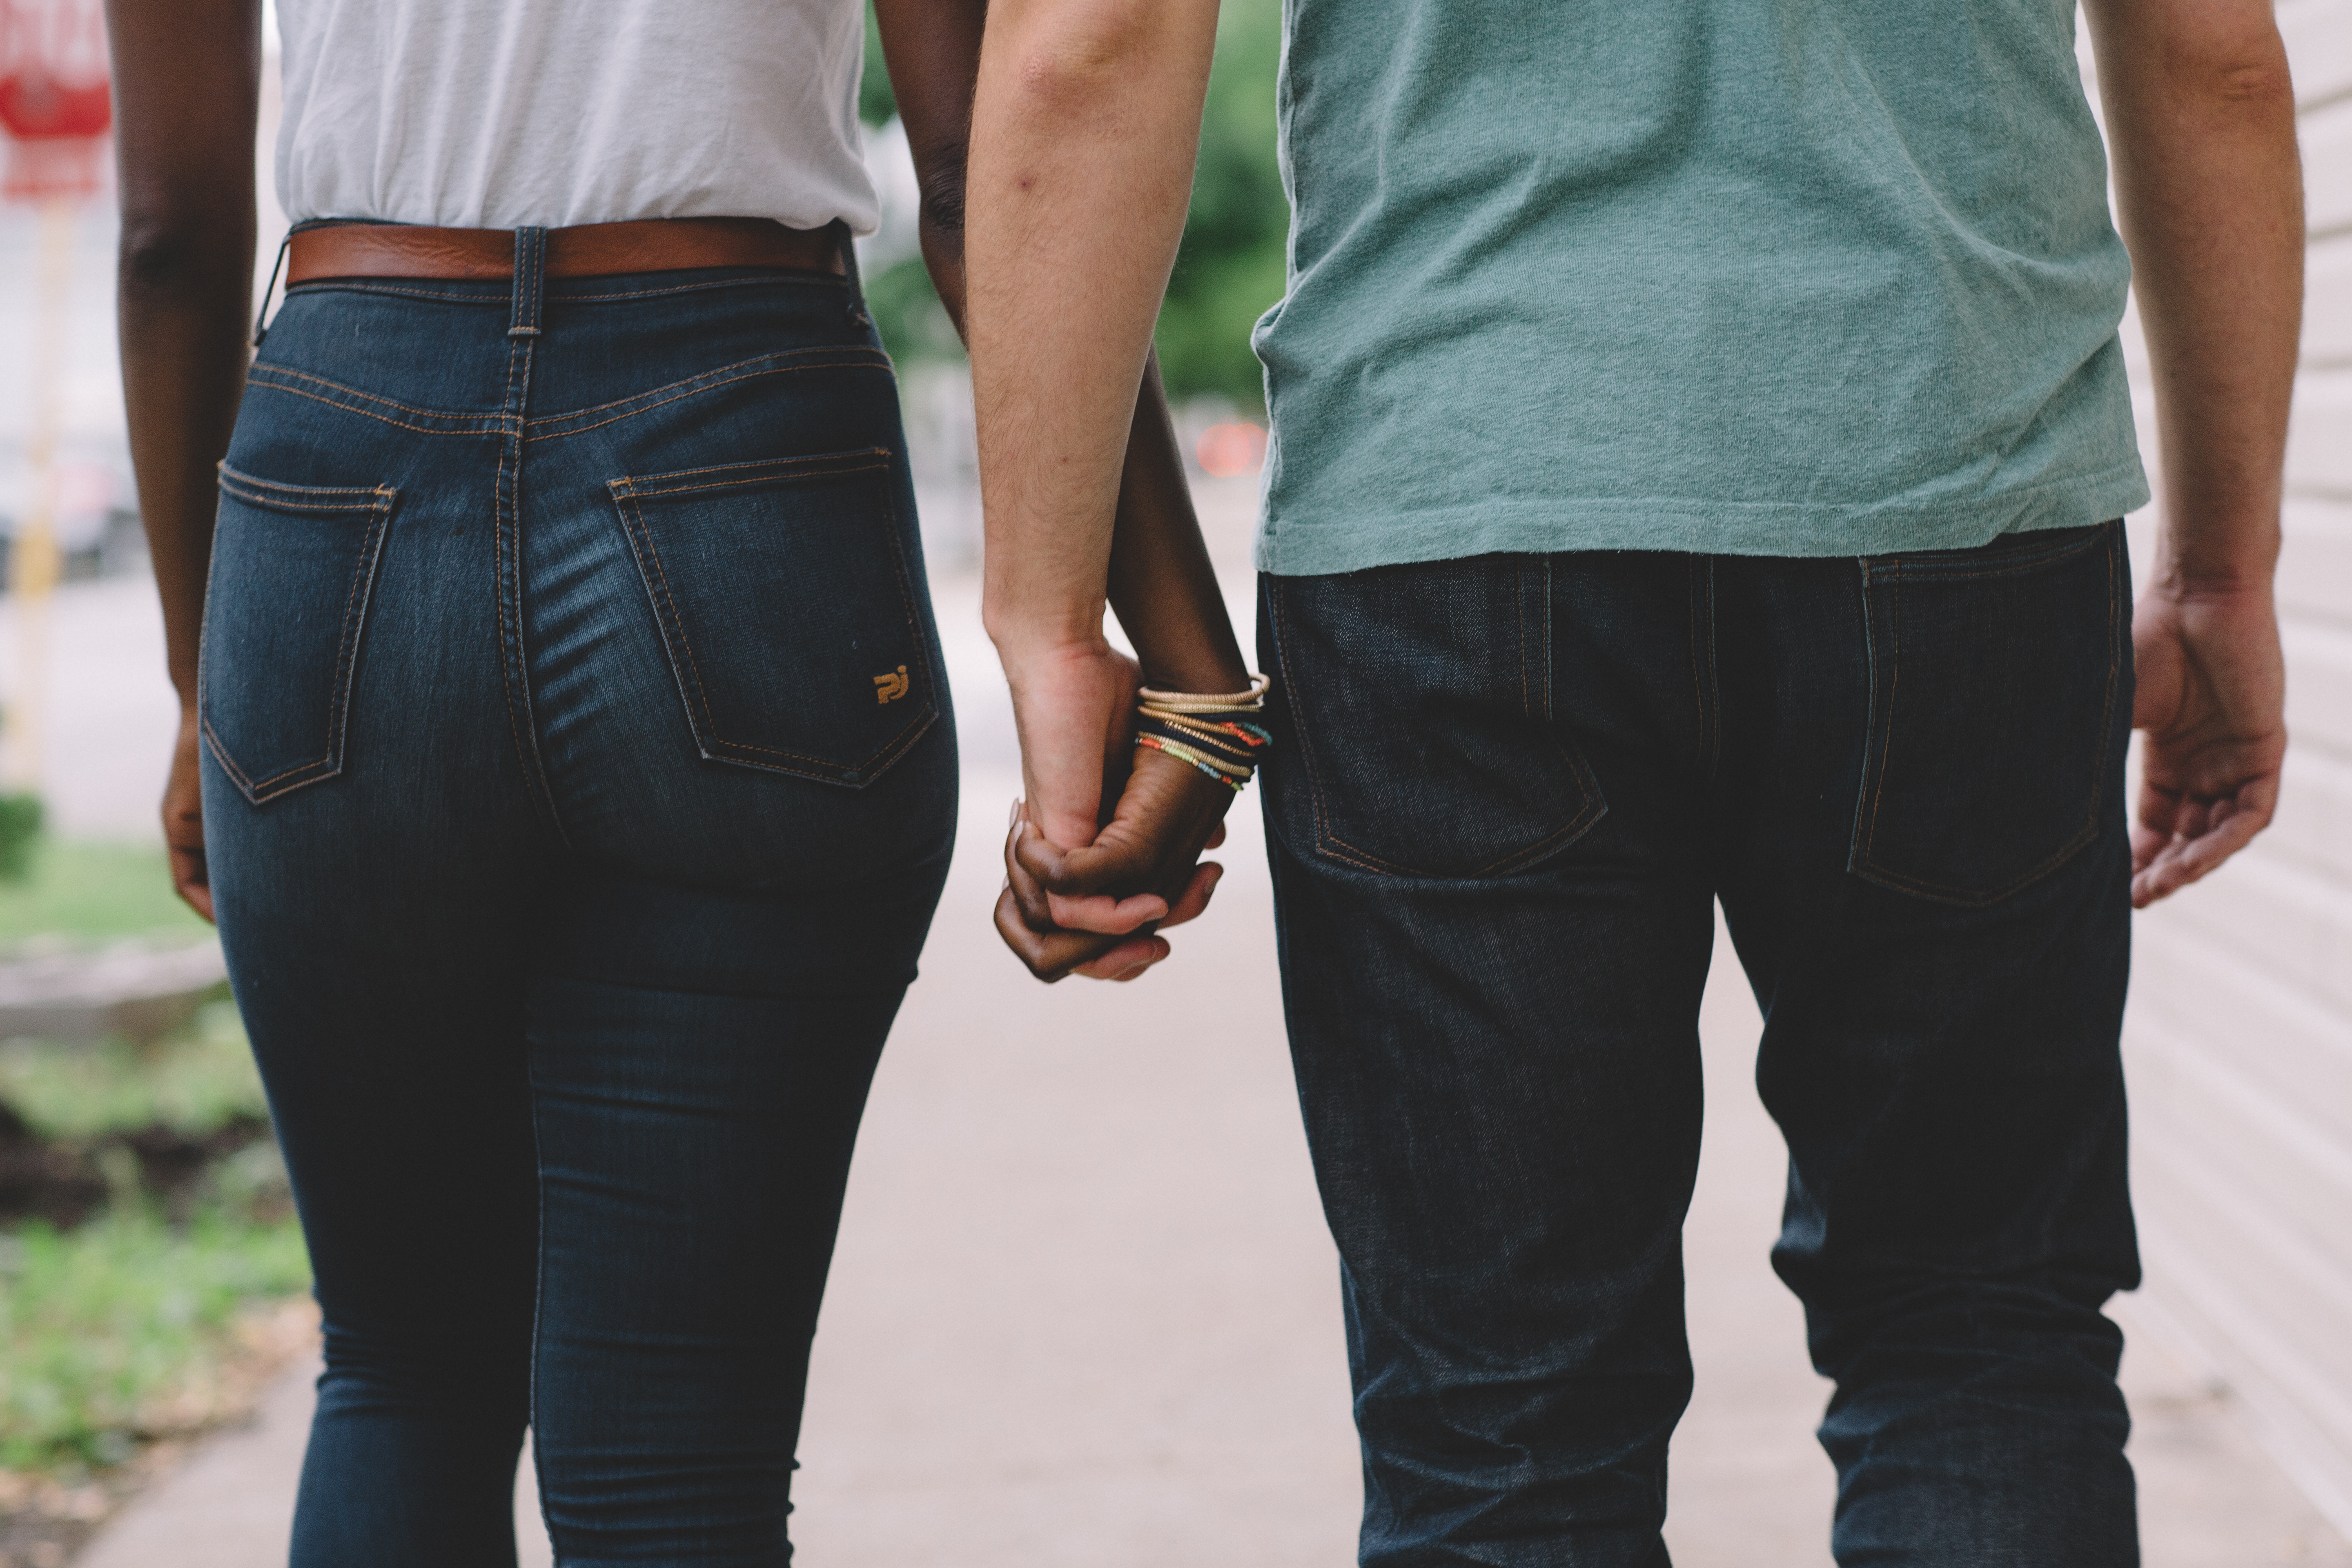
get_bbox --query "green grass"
[0,840,208,949]
[0,1205,310,1469]
[1,1010,310,1472]
[0,1004,265,1142]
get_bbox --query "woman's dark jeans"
[202,232,956,1566]
[1258,526,2140,1566]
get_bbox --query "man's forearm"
[889,0,1244,695]
[966,0,1221,659]
[2086,0,2302,592]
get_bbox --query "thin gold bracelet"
[1136,673,1272,716]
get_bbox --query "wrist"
[988,623,1114,684]
[1137,653,1253,695]
[2149,504,2280,603]
[2147,555,2277,605]
[983,594,1109,667]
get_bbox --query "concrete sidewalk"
[60,555,2352,1566]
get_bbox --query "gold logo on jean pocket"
[873,666,911,704]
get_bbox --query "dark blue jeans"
[202,232,956,1566]
[1258,527,2139,1567]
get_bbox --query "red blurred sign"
[1196,421,1268,479]
[0,0,110,199]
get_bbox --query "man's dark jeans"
[1257,526,2140,1567]
[204,237,956,1566]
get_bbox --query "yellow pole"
[5,192,75,795]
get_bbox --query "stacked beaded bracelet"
[1134,673,1274,792]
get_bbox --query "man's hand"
[1001,637,1145,858]
[2129,584,2285,907]
[2083,0,2298,906]
[164,704,215,922]
[994,638,1235,981]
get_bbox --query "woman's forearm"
[874,0,984,335]
[107,0,263,700]
[118,230,252,699]
[1106,358,1249,693]
[965,0,1221,664]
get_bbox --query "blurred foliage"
[0,1005,264,1143]
[854,0,1287,411]
[0,793,42,883]
[0,841,209,948]
[0,1206,310,1470]
[865,254,964,365]
[1158,0,1286,412]
[0,1006,305,1473]
[860,5,898,127]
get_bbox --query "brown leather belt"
[285,217,844,285]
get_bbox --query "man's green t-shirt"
[1251,1,2149,575]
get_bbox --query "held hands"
[992,641,1243,981]
[2129,582,2286,907]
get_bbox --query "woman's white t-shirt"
[273,0,879,233]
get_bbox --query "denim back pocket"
[1848,523,2126,906]
[199,465,395,805]
[609,448,937,787]
[1266,557,1605,879]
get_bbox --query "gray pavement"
[48,539,2352,1565]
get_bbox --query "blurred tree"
[859,7,898,127]
[855,0,1287,413]
[1155,0,1285,413]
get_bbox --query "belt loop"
[509,227,546,339]
[833,218,870,328]
[252,229,292,347]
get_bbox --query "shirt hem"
[1252,462,2152,576]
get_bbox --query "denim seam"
[1862,560,1900,867]
[612,447,892,493]
[248,353,893,441]
[282,272,848,308]
[201,716,335,797]
[525,356,893,440]
[216,461,390,504]
[1530,557,1555,721]
[528,347,890,422]
[558,273,848,302]
[525,1071,559,1560]
[249,364,499,426]
[1270,574,1429,878]
[1517,558,1532,719]
[1687,557,1720,780]
[1875,528,2108,581]
[245,377,504,437]
[494,362,528,811]
[1847,561,1885,882]
[492,234,570,844]
[619,462,890,501]
[283,281,511,305]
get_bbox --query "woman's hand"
[164,704,215,922]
